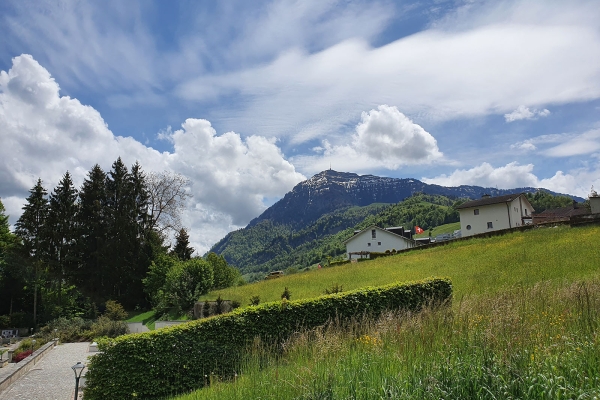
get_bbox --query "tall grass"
[202,225,600,305]
[175,279,600,399]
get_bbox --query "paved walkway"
[0,342,93,400]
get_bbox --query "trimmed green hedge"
[85,277,452,399]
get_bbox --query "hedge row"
[85,277,452,399]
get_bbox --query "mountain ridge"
[209,170,582,276]
[247,169,579,230]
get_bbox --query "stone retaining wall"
[0,339,58,394]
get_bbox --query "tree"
[206,252,240,289]
[160,258,213,314]
[0,199,15,271]
[47,172,79,308]
[143,252,178,307]
[15,179,50,326]
[0,199,22,317]
[172,228,194,260]
[77,164,108,303]
[146,171,191,234]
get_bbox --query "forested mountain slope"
[210,170,581,279]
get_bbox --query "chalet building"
[344,225,415,259]
[456,193,534,237]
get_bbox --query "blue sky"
[1,0,599,253]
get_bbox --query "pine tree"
[172,228,194,260]
[77,164,108,302]
[0,199,22,317]
[15,179,50,325]
[47,172,79,306]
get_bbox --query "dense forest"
[0,158,238,328]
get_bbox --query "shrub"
[281,287,291,300]
[324,284,344,295]
[249,295,260,306]
[84,277,451,400]
[13,350,32,363]
[215,296,225,315]
[0,315,9,328]
[90,316,129,338]
[104,300,127,321]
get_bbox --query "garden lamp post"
[72,362,85,400]
[31,339,36,354]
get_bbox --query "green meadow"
[202,225,600,305]
[173,224,600,399]
[414,221,461,238]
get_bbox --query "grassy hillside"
[212,194,461,280]
[414,221,461,238]
[202,224,600,304]
[179,224,600,399]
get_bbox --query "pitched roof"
[455,193,525,210]
[533,205,589,218]
[343,225,413,244]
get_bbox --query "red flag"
[415,226,424,234]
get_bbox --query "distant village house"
[344,225,415,260]
[456,193,534,237]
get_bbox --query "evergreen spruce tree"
[172,228,194,260]
[15,179,50,325]
[47,172,79,307]
[0,199,21,316]
[77,164,108,302]
[105,158,133,303]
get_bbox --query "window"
[371,229,376,238]
[525,209,528,216]
[367,242,371,247]
[378,242,381,246]
[487,222,493,229]
[466,225,471,230]
[474,209,479,215]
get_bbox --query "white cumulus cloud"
[292,105,443,173]
[0,54,304,253]
[423,161,600,198]
[504,105,551,122]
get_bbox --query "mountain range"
[210,170,581,278]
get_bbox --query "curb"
[0,339,58,394]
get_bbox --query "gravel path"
[0,342,93,400]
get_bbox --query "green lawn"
[201,224,600,306]
[414,221,461,238]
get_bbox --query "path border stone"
[0,339,58,394]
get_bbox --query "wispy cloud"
[505,105,550,122]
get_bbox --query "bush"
[249,295,260,306]
[84,277,452,400]
[0,315,9,329]
[13,350,32,363]
[36,316,128,343]
[281,287,291,300]
[324,284,344,295]
[90,316,129,338]
[104,300,127,321]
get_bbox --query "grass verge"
[175,278,600,399]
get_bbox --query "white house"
[344,225,415,259]
[456,193,535,237]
